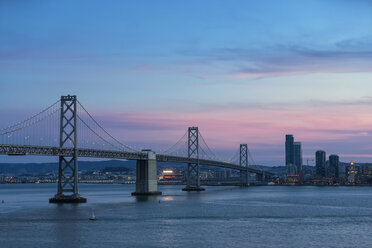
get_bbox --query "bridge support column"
[50,95,86,204]
[240,144,249,187]
[182,127,205,191]
[240,171,249,186]
[132,150,162,196]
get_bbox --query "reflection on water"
[1,184,372,248]
[53,204,81,246]
[161,196,174,201]
[135,195,159,202]
[135,195,175,203]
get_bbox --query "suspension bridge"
[0,95,273,203]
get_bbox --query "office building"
[328,154,339,178]
[346,161,360,184]
[316,150,326,177]
[361,166,372,184]
[285,135,294,174]
[294,142,302,173]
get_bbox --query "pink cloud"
[87,103,372,155]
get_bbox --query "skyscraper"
[316,150,326,177]
[346,161,360,184]
[329,154,339,178]
[285,135,294,174]
[294,142,302,173]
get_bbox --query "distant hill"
[0,160,298,176]
[0,160,187,176]
[0,160,136,176]
[2,159,366,176]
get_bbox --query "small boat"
[89,209,97,221]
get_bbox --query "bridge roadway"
[0,144,272,176]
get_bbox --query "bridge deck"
[0,144,273,176]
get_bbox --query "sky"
[1,0,372,165]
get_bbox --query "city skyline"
[2,0,372,164]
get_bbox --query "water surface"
[1,184,372,248]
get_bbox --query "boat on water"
[89,209,97,221]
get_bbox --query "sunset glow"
[1,0,372,165]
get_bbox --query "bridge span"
[0,95,274,203]
[0,144,267,174]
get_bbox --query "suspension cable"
[160,130,188,154]
[77,100,139,152]
[198,130,227,162]
[228,148,240,164]
[77,115,125,151]
[199,145,215,160]
[0,107,61,136]
[0,99,60,132]
[247,148,259,169]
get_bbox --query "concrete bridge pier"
[131,150,162,196]
[240,170,249,187]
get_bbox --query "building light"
[163,170,173,174]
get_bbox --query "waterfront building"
[215,170,231,180]
[287,164,298,176]
[285,135,294,175]
[294,142,302,173]
[316,150,326,177]
[361,166,372,184]
[338,164,346,178]
[159,169,184,181]
[287,174,300,184]
[361,166,372,177]
[328,155,339,178]
[346,161,360,184]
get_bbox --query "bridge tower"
[49,95,86,203]
[182,127,205,191]
[240,144,249,186]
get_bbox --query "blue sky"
[1,0,372,164]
